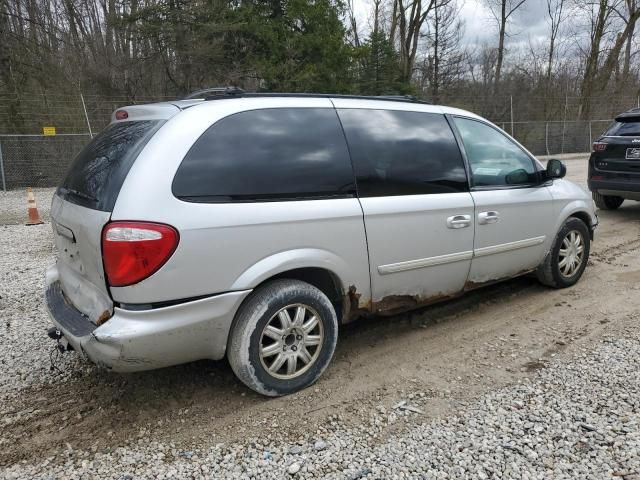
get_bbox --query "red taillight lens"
[102,222,179,287]
[115,110,129,120]
[593,142,608,152]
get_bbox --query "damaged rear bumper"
[45,279,251,372]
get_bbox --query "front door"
[335,105,475,313]
[451,116,555,286]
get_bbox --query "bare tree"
[346,0,361,48]
[390,0,437,82]
[577,0,640,116]
[545,0,566,83]
[483,0,528,90]
[621,0,638,79]
[418,0,467,102]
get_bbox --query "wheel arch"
[269,267,345,322]
[229,249,362,323]
[553,201,597,240]
[569,210,594,238]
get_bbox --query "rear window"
[172,108,355,202]
[58,120,161,211]
[604,120,640,137]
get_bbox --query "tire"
[536,217,591,288]
[592,192,624,210]
[227,279,338,396]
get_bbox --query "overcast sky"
[352,0,554,49]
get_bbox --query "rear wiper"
[59,187,98,203]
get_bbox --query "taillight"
[102,222,179,287]
[115,110,128,120]
[593,142,608,152]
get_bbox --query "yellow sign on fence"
[42,126,56,136]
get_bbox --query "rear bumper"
[45,277,251,372]
[589,178,640,197]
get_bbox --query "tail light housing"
[592,141,608,152]
[102,222,179,287]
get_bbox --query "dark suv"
[588,108,640,209]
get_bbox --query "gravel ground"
[3,331,639,479]
[0,188,89,401]
[2,159,640,478]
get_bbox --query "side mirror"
[505,168,530,185]
[546,159,566,179]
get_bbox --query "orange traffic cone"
[26,187,44,226]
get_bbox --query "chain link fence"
[0,134,91,190]
[504,120,612,156]
[0,92,630,191]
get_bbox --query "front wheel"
[593,192,624,210]
[537,217,591,288]
[227,279,338,396]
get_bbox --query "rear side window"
[172,108,355,202]
[58,120,161,211]
[604,120,640,137]
[337,109,468,197]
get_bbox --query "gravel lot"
[2,157,640,479]
[4,331,640,479]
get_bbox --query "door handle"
[446,214,471,229]
[478,211,500,224]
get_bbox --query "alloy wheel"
[259,304,324,380]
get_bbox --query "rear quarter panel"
[110,98,371,309]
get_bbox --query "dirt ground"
[2,155,640,468]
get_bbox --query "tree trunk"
[579,0,609,119]
[432,3,439,101]
[592,8,640,97]
[494,0,506,91]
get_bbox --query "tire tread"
[227,279,338,396]
[593,192,624,210]
[536,217,590,289]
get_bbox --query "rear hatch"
[593,117,640,175]
[51,118,165,324]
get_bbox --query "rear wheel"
[537,217,590,288]
[227,279,338,396]
[593,192,624,210]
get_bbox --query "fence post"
[0,140,6,192]
[561,95,568,154]
[510,95,514,136]
[80,93,94,138]
[588,121,593,150]
[545,122,550,156]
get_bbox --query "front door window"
[453,117,539,188]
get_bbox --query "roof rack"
[184,88,428,104]
[183,87,245,100]
[376,95,419,102]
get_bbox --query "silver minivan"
[45,92,597,396]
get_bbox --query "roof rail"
[183,87,245,100]
[376,95,418,102]
[199,91,428,104]
[615,107,640,120]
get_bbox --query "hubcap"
[558,230,585,278]
[259,304,324,380]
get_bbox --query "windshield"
[58,120,162,211]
